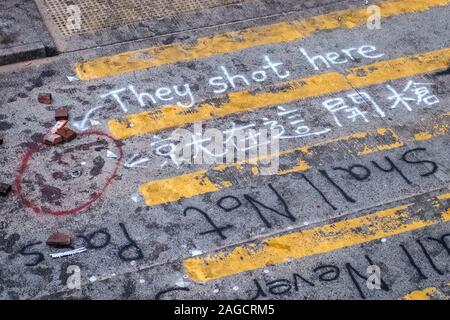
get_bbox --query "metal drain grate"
[42,0,243,36]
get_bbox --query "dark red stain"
[15,131,124,217]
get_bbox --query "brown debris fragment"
[56,127,77,142]
[38,93,52,105]
[0,183,12,197]
[43,133,63,145]
[55,107,69,121]
[46,232,72,247]
[50,120,68,134]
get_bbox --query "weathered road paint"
[414,113,450,141]
[108,47,450,140]
[183,192,450,282]
[140,170,233,206]
[75,0,450,80]
[403,287,443,300]
[139,114,449,207]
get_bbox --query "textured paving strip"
[75,0,450,80]
[107,47,450,139]
[42,0,242,36]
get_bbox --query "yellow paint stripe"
[184,193,450,282]
[76,0,450,80]
[140,127,403,206]
[438,194,450,201]
[108,47,450,140]
[403,287,442,300]
[414,117,450,141]
[139,113,449,207]
[139,171,233,206]
[357,128,404,156]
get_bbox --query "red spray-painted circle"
[15,131,123,217]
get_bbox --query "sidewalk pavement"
[0,0,55,66]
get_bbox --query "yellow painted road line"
[183,192,450,282]
[414,112,450,141]
[75,0,450,80]
[139,114,449,207]
[108,47,450,140]
[403,287,445,300]
[140,128,403,206]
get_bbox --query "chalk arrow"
[67,75,79,82]
[72,105,104,131]
[106,150,117,159]
[124,154,150,169]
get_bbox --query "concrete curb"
[0,42,47,66]
[0,0,56,66]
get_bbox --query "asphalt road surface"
[0,0,449,300]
